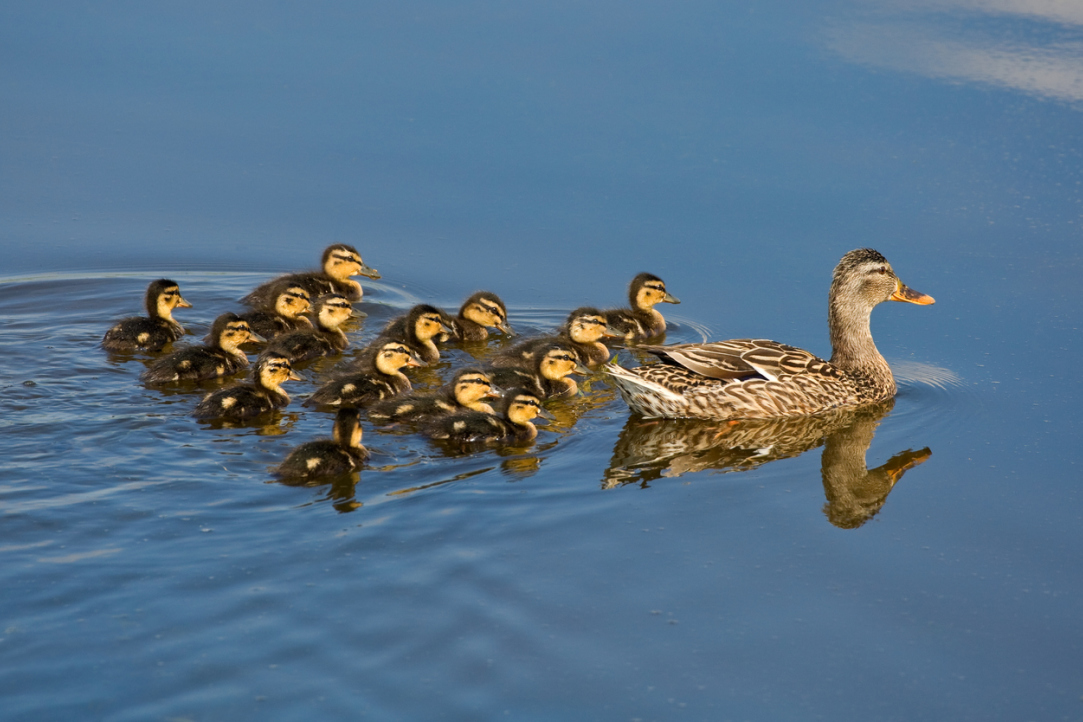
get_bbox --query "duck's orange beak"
[890,280,935,305]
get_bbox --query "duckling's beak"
[485,385,502,398]
[497,321,516,336]
[176,297,192,308]
[439,321,454,336]
[890,280,935,305]
[601,324,623,338]
[248,331,267,343]
[573,363,592,375]
[534,406,555,421]
[350,308,367,318]
[406,355,426,368]
[663,292,681,304]
[358,263,381,279]
[287,370,302,381]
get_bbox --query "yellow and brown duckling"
[102,279,192,352]
[193,351,301,420]
[264,293,355,364]
[604,272,680,342]
[423,387,549,445]
[488,344,589,399]
[242,243,380,306]
[369,368,500,423]
[237,282,312,340]
[450,291,514,341]
[606,249,935,420]
[142,313,261,384]
[273,408,369,479]
[493,307,616,368]
[305,341,422,408]
[370,304,453,365]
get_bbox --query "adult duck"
[606,249,934,419]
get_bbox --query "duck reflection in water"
[602,399,930,529]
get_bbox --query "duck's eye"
[877,266,887,275]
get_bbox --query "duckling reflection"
[602,399,929,529]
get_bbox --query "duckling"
[305,342,422,408]
[604,272,680,342]
[102,279,192,352]
[488,344,588,399]
[493,307,616,368]
[237,283,313,340]
[142,313,261,384]
[369,368,500,423]
[193,352,300,420]
[264,293,354,364]
[370,304,453,365]
[450,291,514,341]
[273,408,369,479]
[242,243,380,306]
[423,388,548,445]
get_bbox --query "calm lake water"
[2,2,1081,720]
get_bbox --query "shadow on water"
[602,398,931,529]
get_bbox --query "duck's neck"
[828,298,895,396]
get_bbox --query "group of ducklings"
[103,244,681,480]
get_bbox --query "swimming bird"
[604,273,680,342]
[305,341,421,408]
[263,293,354,364]
[489,344,588,399]
[192,352,301,420]
[102,279,191,352]
[237,282,312,340]
[273,408,369,479]
[368,368,500,423]
[369,304,453,365]
[423,388,548,445]
[605,248,934,420]
[492,307,615,368]
[242,244,380,306]
[142,313,261,383]
[449,291,514,341]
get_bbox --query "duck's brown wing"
[640,339,837,382]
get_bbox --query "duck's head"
[254,352,301,389]
[206,312,263,352]
[274,285,312,320]
[408,304,454,343]
[451,368,499,406]
[146,279,191,320]
[830,249,935,317]
[322,243,380,281]
[628,273,680,311]
[501,388,549,426]
[564,307,616,343]
[313,293,354,331]
[374,341,423,375]
[460,291,514,335]
[536,345,590,382]
[331,407,365,451]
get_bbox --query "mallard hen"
[102,279,191,352]
[606,249,934,420]
[242,244,379,306]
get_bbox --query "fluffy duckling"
[193,352,300,420]
[273,408,369,479]
[604,272,680,342]
[371,304,453,365]
[264,293,354,364]
[424,388,548,445]
[451,291,514,341]
[142,313,261,384]
[102,279,192,352]
[238,283,312,340]
[489,344,588,399]
[369,368,500,423]
[493,307,615,368]
[305,342,422,408]
[242,244,380,306]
